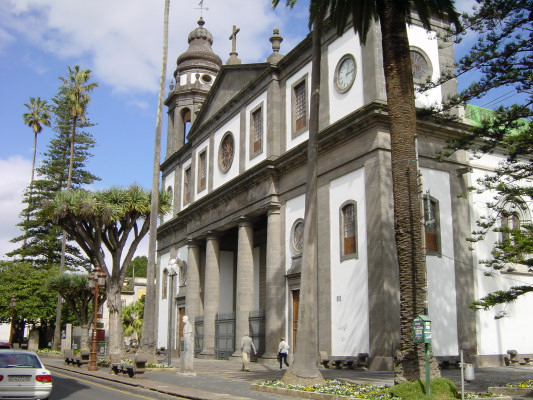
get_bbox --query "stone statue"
[180,315,194,374]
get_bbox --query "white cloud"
[0,156,31,259]
[2,0,307,95]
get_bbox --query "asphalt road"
[48,369,186,400]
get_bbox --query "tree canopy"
[42,184,171,357]
[437,0,532,309]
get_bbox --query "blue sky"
[0,0,499,259]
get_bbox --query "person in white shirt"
[278,337,289,369]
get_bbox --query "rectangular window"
[251,106,263,156]
[294,81,307,132]
[198,150,206,192]
[184,167,191,205]
[162,269,168,299]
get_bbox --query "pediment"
[189,63,269,135]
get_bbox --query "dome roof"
[175,18,222,77]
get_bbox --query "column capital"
[205,231,220,241]
[236,216,253,228]
[187,238,202,248]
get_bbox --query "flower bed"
[257,380,394,399]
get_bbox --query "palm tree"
[22,97,51,194]
[22,97,51,245]
[273,0,328,386]
[52,65,97,350]
[58,65,98,189]
[139,0,170,362]
[274,0,458,383]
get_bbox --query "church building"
[154,14,533,369]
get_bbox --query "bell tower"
[165,17,222,157]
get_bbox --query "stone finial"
[270,28,283,53]
[267,28,284,64]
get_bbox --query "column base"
[197,351,215,360]
[258,354,279,367]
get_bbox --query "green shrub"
[387,378,459,400]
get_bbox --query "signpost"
[413,315,432,398]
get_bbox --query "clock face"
[410,50,430,83]
[335,54,356,93]
[218,132,234,173]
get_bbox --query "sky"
[0,0,492,261]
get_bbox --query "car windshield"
[0,353,42,368]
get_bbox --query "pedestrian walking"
[278,337,289,369]
[241,333,256,371]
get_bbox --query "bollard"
[464,364,475,382]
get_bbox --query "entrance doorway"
[292,289,299,352]
[177,307,185,356]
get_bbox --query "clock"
[334,54,356,93]
[218,132,234,173]
[410,49,431,83]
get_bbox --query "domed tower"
[165,17,222,157]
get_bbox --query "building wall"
[470,154,533,358]
[329,168,369,355]
[421,167,459,356]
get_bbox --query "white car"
[0,350,52,400]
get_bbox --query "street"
[48,369,186,400]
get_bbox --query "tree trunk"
[281,7,325,387]
[80,323,90,353]
[376,0,440,383]
[140,0,170,363]
[106,284,123,359]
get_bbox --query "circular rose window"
[218,132,234,173]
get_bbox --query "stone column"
[185,240,201,326]
[233,218,255,358]
[200,233,219,358]
[264,206,283,360]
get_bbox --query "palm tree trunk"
[139,0,170,362]
[376,0,439,383]
[281,6,326,386]
[24,132,38,248]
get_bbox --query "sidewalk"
[43,356,533,400]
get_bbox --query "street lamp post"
[167,259,179,367]
[88,265,106,371]
[9,295,17,347]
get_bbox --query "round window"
[410,49,432,83]
[201,74,212,83]
[218,132,234,173]
[290,219,304,255]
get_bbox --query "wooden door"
[292,289,299,352]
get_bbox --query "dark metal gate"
[215,312,235,360]
[194,316,203,357]
[249,311,265,362]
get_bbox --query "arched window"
[182,108,191,143]
[340,201,357,261]
[501,212,520,242]
[424,194,441,255]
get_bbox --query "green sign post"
[413,315,432,398]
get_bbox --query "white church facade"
[154,15,533,370]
